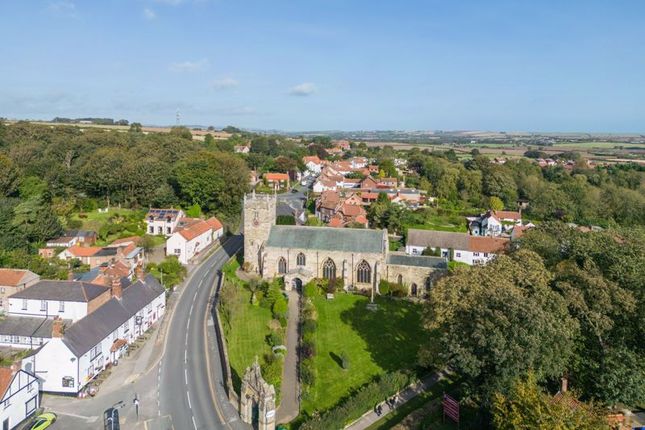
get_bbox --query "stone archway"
[292,277,303,292]
[240,361,276,430]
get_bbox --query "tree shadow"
[329,351,343,368]
[339,297,424,374]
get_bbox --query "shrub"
[300,372,410,430]
[266,332,283,347]
[301,358,316,387]
[303,281,320,298]
[272,297,288,320]
[390,282,408,297]
[378,279,390,295]
[278,315,288,328]
[301,340,316,359]
[302,319,317,334]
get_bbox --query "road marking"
[192,415,198,430]
[185,349,187,363]
[185,368,188,384]
[187,390,192,409]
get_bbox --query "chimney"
[135,264,145,281]
[52,317,64,338]
[560,377,568,393]
[111,277,123,300]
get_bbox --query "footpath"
[344,372,445,430]
[276,289,300,423]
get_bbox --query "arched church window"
[322,258,336,280]
[411,283,418,296]
[296,253,306,266]
[278,257,287,274]
[397,274,403,285]
[356,260,371,284]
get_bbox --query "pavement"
[276,289,300,424]
[41,236,249,430]
[344,372,445,430]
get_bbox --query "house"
[467,210,522,237]
[303,156,324,174]
[57,246,101,265]
[264,173,290,190]
[166,217,224,264]
[405,229,509,265]
[63,230,97,246]
[44,236,78,249]
[25,275,165,394]
[73,260,133,287]
[378,177,398,188]
[8,280,111,323]
[0,365,39,430]
[234,145,250,154]
[145,209,185,236]
[333,140,351,151]
[0,270,40,314]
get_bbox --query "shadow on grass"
[339,296,425,374]
[329,351,343,368]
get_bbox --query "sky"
[0,1,644,132]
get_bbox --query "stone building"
[243,193,446,296]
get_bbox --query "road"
[158,235,246,430]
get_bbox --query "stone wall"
[384,264,441,296]
[262,246,385,291]
[243,193,276,272]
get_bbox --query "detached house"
[0,270,40,314]
[264,173,290,190]
[166,218,224,264]
[145,209,185,236]
[406,229,509,265]
[0,365,39,430]
[467,210,522,237]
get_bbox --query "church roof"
[386,253,447,269]
[266,226,384,254]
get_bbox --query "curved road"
[159,235,246,430]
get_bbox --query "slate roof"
[0,316,71,338]
[8,280,108,302]
[267,226,385,254]
[406,229,470,250]
[93,247,119,257]
[386,253,448,269]
[62,275,164,357]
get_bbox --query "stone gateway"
[240,361,276,430]
[243,193,446,296]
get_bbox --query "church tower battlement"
[243,192,277,272]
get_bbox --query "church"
[243,193,446,296]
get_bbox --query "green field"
[302,293,425,415]
[70,208,147,245]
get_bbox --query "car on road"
[29,412,57,430]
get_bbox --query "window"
[473,252,480,257]
[322,258,336,280]
[397,274,403,285]
[356,260,371,284]
[62,376,74,387]
[90,345,101,361]
[157,227,162,234]
[40,300,47,312]
[0,287,4,293]
[278,257,287,274]
[59,301,65,312]
[3,398,10,410]
[174,249,181,255]
[167,227,172,234]
[484,253,489,257]
[456,252,461,257]
[12,336,19,344]
[22,299,28,310]
[411,283,418,296]
[296,253,306,266]
[149,226,154,234]
[25,395,37,416]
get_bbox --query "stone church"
[243,193,446,296]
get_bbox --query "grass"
[406,221,466,233]
[70,208,147,245]
[302,293,425,415]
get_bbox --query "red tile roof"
[0,367,16,399]
[328,217,344,228]
[178,220,213,241]
[206,217,223,231]
[67,246,102,257]
[468,236,509,253]
[0,269,28,287]
[264,173,289,181]
[494,210,522,221]
[303,156,322,164]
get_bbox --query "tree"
[173,151,249,222]
[148,256,186,288]
[419,250,577,400]
[204,134,215,146]
[492,372,608,430]
[129,122,142,133]
[169,126,193,140]
[0,154,20,197]
[489,196,504,211]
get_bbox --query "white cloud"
[143,8,156,20]
[209,77,239,90]
[168,58,209,72]
[289,82,316,96]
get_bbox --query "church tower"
[243,192,277,273]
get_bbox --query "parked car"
[30,413,57,430]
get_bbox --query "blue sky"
[1,0,643,132]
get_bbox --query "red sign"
[443,394,460,424]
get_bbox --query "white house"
[166,218,224,264]
[303,156,323,174]
[7,280,111,323]
[145,209,185,236]
[0,365,39,430]
[467,210,522,237]
[26,275,165,394]
[406,229,509,266]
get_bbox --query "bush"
[266,332,283,347]
[272,297,288,320]
[390,282,408,297]
[302,319,317,334]
[301,340,316,359]
[66,218,83,229]
[300,372,410,430]
[378,279,390,295]
[301,358,316,387]
[303,281,320,298]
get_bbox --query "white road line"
[184,350,187,363]
[185,368,188,384]
[192,415,198,430]
[187,391,192,409]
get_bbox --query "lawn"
[70,208,146,245]
[302,293,425,415]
